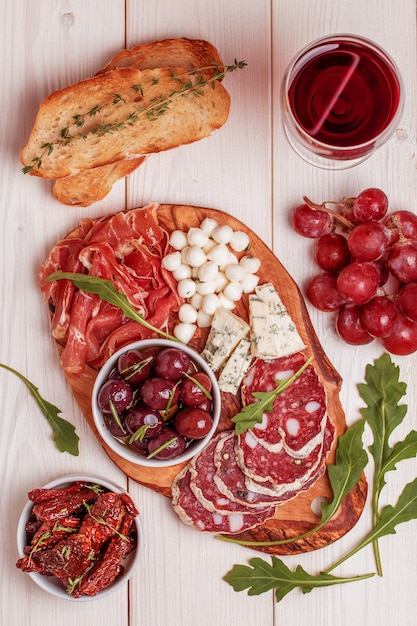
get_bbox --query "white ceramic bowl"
[92,339,221,468]
[16,474,143,601]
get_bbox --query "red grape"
[347,222,390,262]
[306,272,346,311]
[336,304,374,345]
[353,188,388,222]
[336,261,379,305]
[380,312,417,355]
[387,240,417,283]
[361,296,398,338]
[174,408,213,439]
[398,281,417,322]
[293,204,332,238]
[385,210,417,243]
[315,233,350,272]
[372,257,390,287]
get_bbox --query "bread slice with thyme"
[20,64,230,181]
[52,156,146,206]
[98,37,224,74]
[50,38,225,207]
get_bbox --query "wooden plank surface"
[1,1,417,626]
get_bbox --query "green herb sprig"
[223,354,417,602]
[231,356,313,435]
[22,60,246,174]
[0,363,79,455]
[45,271,178,342]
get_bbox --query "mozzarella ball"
[178,303,198,324]
[174,322,197,344]
[224,263,247,282]
[240,255,261,273]
[169,229,188,250]
[202,238,217,254]
[177,278,197,298]
[218,292,236,310]
[196,280,217,295]
[212,224,234,244]
[190,292,203,310]
[201,293,221,315]
[240,273,260,293]
[229,230,250,252]
[187,227,209,247]
[200,217,219,236]
[214,270,228,292]
[206,243,230,266]
[198,260,219,282]
[196,310,213,328]
[185,245,207,268]
[223,281,243,302]
[161,251,182,272]
[173,264,192,281]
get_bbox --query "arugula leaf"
[358,353,408,491]
[45,271,178,342]
[223,557,374,602]
[218,417,368,547]
[0,363,79,456]
[327,477,417,573]
[357,353,417,575]
[231,356,313,435]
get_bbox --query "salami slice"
[171,466,273,534]
[189,432,274,515]
[241,353,327,457]
[212,432,293,507]
[241,417,335,497]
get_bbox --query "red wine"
[287,39,401,148]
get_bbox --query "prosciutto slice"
[39,204,181,373]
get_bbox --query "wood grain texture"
[58,204,367,554]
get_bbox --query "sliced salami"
[171,465,274,534]
[241,353,327,457]
[241,417,335,497]
[212,432,293,507]
[189,432,274,515]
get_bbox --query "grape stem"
[303,196,355,230]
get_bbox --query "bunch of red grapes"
[293,188,417,355]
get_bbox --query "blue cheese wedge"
[249,282,305,359]
[218,337,252,393]
[201,308,250,372]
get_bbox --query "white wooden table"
[1,1,416,625]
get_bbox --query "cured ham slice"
[39,205,181,373]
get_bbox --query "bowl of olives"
[92,339,221,467]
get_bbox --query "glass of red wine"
[281,34,404,169]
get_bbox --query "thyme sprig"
[22,60,246,174]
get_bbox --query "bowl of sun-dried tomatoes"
[16,474,142,600]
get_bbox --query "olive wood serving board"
[58,204,367,555]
